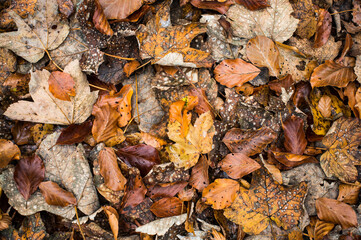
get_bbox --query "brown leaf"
[121,173,147,210]
[116,144,160,177]
[261,157,283,184]
[310,60,357,88]
[293,81,311,108]
[140,132,167,149]
[318,95,332,118]
[148,182,188,199]
[337,34,353,63]
[0,210,11,231]
[124,60,140,77]
[189,88,214,117]
[99,147,127,191]
[344,82,360,118]
[39,181,77,207]
[0,0,37,29]
[214,59,260,88]
[56,121,93,145]
[190,0,235,14]
[291,0,317,39]
[11,121,34,146]
[14,155,45,200]
[202,179,240,210]
[246,36,280,77]
[219,153,261,179]
[93,0,113,36]
[337,184,361,205]
[271,152,317,168]
[103,206,119,240]
[314,9,332,48]
[57,0,74,18]
[31,124,54,144]
[98,0,153,20]
[235,0,270,10]
[314,219,334,240]
[150,197,185,218]
[48,71,76,102]
[316,198,357,229]
[282,115,307,155]
[189,155,209,191]
[0,139,20,168]
[222,127,277,156]
[268,74,294,96]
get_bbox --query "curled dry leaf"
[0,139,20,168]
[56,121,93,145]
[0,210,11,231]
[271,152,317,168]
[189,0,235,14]
[282,115,307,155]
[202,179,240,210]
[99,147,127,191]
[222,127,277,156]
[337,184,361,205]
[235,0,270,10]
[318,95,332,118]
[14,155,45,200]
[189,155,209,192]
[314,9,332,48]
[124,60,140,77]
[219,153,261,179]
[93,0,113,36]
[39,181,77,207]
[314,220,334,240]
[148,182,188,199]
[103,206,119,240]
[48,71,75,101]
[316,198,357,229]
[246,36,280,77]
[150,197,185,218]
[214,59,260,88]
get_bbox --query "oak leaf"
[4,60,98,125]
[282,115,307,155]
[202,179,240,210]
[320,117,361,182]
[150,197,185,218]
[314,9,332,48]
[214,59,260,88]
[224,169,307,235]
[0,139,20,168]
[219,153,261,179]
[39,181,77,207]
[48,71,75,101]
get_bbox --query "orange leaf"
[189,155,209,191]
[271,152,317,168]
[235,0,270,10]
[48,71,75,101]
[318,95,332,118]
[337,184,361,205]
[246,36,280,77]
[39,181,77,207]
[189,88,214,117]
[314,9,332,48]
[282,115,307,155]
[0,139,20,168]
[214,59,260,88]
[219,153,261,179]
[314,219,334,240]
[310,60,357,88]
[98,0,151,19]
[124,60,140,77]
[202,179,240,210]
[0,0,37,28]
[150,197,185,218]
[93,0,113,36]
[103,206,119,240]
[316,198,357,229]
[190,0,235,14]
[99,147,127,191]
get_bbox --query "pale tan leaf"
[318,95,332,118]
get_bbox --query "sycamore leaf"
[48,71,75,102]
[224,169,307,235]
[320,117,361,182]
[282,115,307,155]
[0,139,20,168]
[39,181,77,207]
[0,0,69,63]
[4,60,98,125]
[150,197,185,218]
[202,179,240,210]
[219,153,261,179]
[136,1,213,67]
[226,0,299,42]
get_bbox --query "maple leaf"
[224,169,307,235]
[4,60,98,125]
[136,1,213,67]
[0,0,69,63]
[320,117,361,183]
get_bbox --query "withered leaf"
[93,0,113,36]
[219,153,261,179]
[124,60,140,77]
[271,152,317,168]
[98,0,154,20]
[39,181,77,207]
[222,127,277,156]
[0,0,37,28]
[314,9,332,48]
[103,206,119,240]
[56,121,93,145]
[190,0,235,14]
[150,197,185,218]
[224,169,307,235]
[291,0,317,39]
[235,0,270,10]
[57,0,74,18]
[282,115,307,155]
[14,155,45,200]
[202,179,240,210]
[0,210,11,231]
[121,173,147,210]
[314,220,334,240]
[337,184,361,205]
[189,155,209,192]
[0,139,20,168]
[318,95,332,118]
[48,71,75,102]
[148,182,188,199]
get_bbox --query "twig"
[88,84,110,92]
[330,9,356,15]
[103,52,136,60]
[74,206,86,240]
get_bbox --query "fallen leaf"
[226,0,299,42]
[314,219,334,240]
[261,157,283,184]
[0,139,20,168]
[222,127,277,156]
[136,214,187,236]
[271,152,317,168]
[150,197,185,218]
[103,206,119,240]
[291,0,317,39]
[219,153,261,179]
[235,0,270,10]
[282,115,307,155]
[121,173,147,210]
[0,210,11,231]
[140,132,167,149]
[56,121,93,145]
[214,59,260,88]
[189,0,235,14]
[189,155,209,192]
[314,9,332,48]
[4,60,98,125]
[320,117,361,182]
[93,0,113,36]
[344,81,360,118]
[57,0,74,18]
[39,181,77,207]
[318,95,332,118]
[337,34,353,63]
[316,198,357,229]
[0,0,37,29]
[246,36,280,77]
[99,147,127,191]
[224,169,307,235]
[48,71,75,102]
[0,0,69,63]
[30,124,54,144]
[14,155,45,200]
[148,182,188,199]
[310,60,357,88]
[337,184,361,205]
[124,60,140,77]
[10,213,48,240]
[98,0,154,20]
[268,74,294,96]
[202,179,240,210]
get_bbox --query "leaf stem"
[103,52,136,60]
[330,9,356,15]
[74,205,86,240]
[88,84,110,92]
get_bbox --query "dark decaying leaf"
[57,0,74,18]
[121,172,147,210]
[189,155,209,191]
[314,9,332,48]
[282,115,307,155]
[219,153,261,179]
[147,182,188,199]
[14,155,45,200]
[150,197,185,218]
[235,0,270,10]
[39,181,77,207]
[56,121,93,145]
[11,121,34,146]
[268,74,294,96]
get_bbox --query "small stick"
[74,205,86,240]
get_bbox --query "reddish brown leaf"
[93,0,113,36]
[314,9,332,48]
[344,82,360,118]
[214,59,260,88]
[189,155,209,191]
[98,0,154,19]
[202,179,240,210]
[268,74,294,96]
[222,127,277,156]
[121,173,147,210]
[48,71,76,101]
[123,60,140,77]
[316,198,357,229]
[234,0,270,10]
[293,81,312,108]
[337,184,361,205]
[11,121,34,145]
[0,139,20,168]
[337,34,353,63]
[282,115,307,155]
[150,197,185,218]
[39,181,77,207]
[57,0,74,18]
[189,88,214,117]
[219,153,261,179]
[56,121,93,145]
[99,147,127,191]
[103,206,119,240]
[310,60,357,88]
[190,0,235,14]
[14,155,45,200]
[148,182,188,199]
[271,152,317,168]
[116,144,161,177]
[178,188,196,202]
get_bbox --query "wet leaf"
[148,182,188,199]
[318,95,332,118]
[48,71,75,102]
[337,184,361,205]
[224,169,307,235]
[103,206,119,240]
[31,124,54,144]
[271,152,317,168]
[219,153,261,179]
[39,181,77,207]
[121,173,147,210]
[282,115,307,155]
[14,155,45,200]
[150,197,185,218]
[235,0,270,10]
[98,0,154,20]
[57,0,74,18]
[189,0,235,14]
[10,213,47,240]
[0,139,20,168]
[56,121,93,145]
[189,155,209,192]
[93,0,113,36]
[202,179,240,210]
[316,198,357,229]
[124,60,140,77]
[314,9,332,48]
